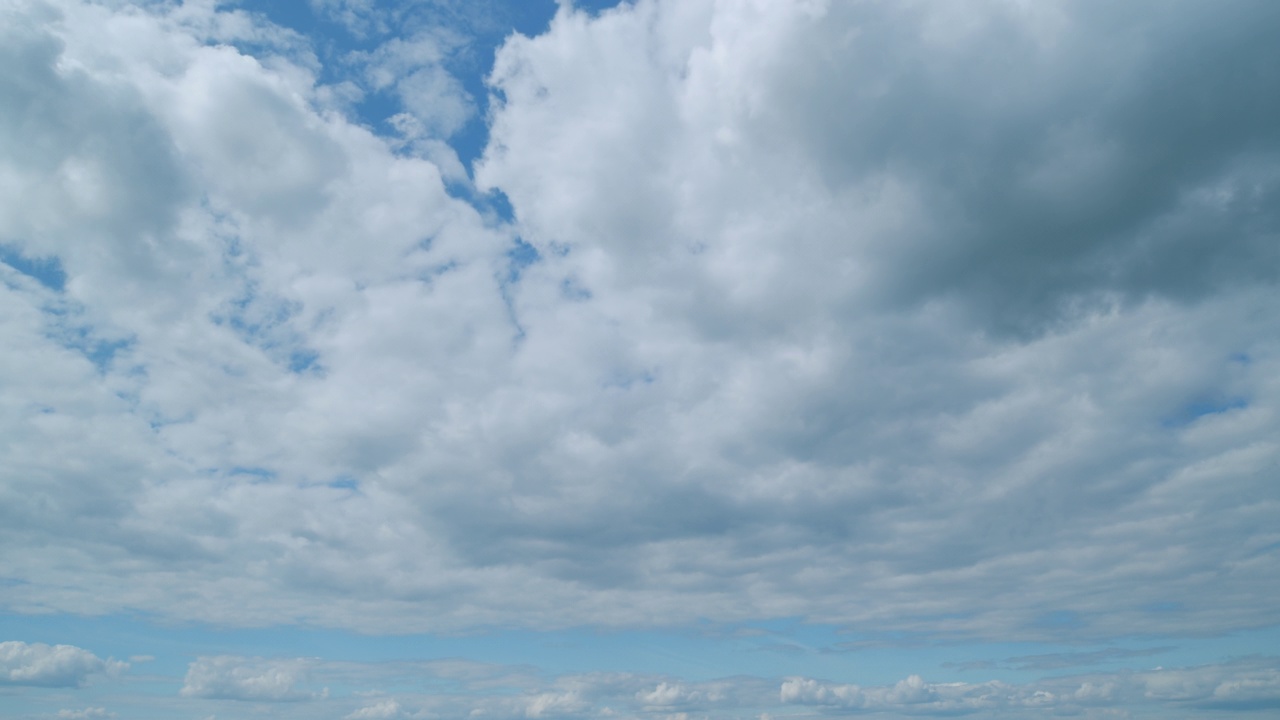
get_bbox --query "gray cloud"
[759,0,1280,334]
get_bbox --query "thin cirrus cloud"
[0,0,1278,718]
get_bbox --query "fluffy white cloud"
[181,656,321,702]
[0,0,1277,651]
[0,641,124,687]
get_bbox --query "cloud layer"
[0,0,1277,654]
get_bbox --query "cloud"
[0,0,1276,652]
[120,653,1280,719]
[57,709,116,720]
[636,681,732,709]
[1001,646,1177,671]
[780,659,1280,716]
[0,641,124,687]
[345,698,403,719]
[180,656,321,702]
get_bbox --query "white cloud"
[57,709,116,720]
[346,698,403,719]
[181,656,320,702]
[524,690,587,718]
[354,30,474,137]
[637,681,730,709]
[0,641,124,687]
[782,660,1280,716]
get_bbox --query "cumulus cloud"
[0,0,1277,655]
[636,681,731,709]
[345,698,403,719]
[0,641,124,687]
[180,656,321,702]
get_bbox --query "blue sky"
[2,1,1280,719]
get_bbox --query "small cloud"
[0,641,124,688]
[346,699,403,719]
[57,709,116,720]
[181,656,318,702]
[525,690,586,718]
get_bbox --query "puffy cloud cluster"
[0,641,124,688]
[0,0,1277,651]
[636,680,731,709]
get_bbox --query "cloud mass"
[2,0,1279,638]
[1,0,1279,717]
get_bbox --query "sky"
[1,0,1279,718]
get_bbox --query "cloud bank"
[61,652,1280,719]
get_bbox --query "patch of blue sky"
[504,237,540,284]
[229,1,627,221]
[1161,396,1249,428]
[212,286,324,376]
[0,244,67,292]
[288,347,321,373]
[60,329,133,373]
[327,476,360,491]
[496,237,542,340]
[228,466,277,483]
[573,0,633,16]
[29,292,137,374]
[240,2,554,168]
